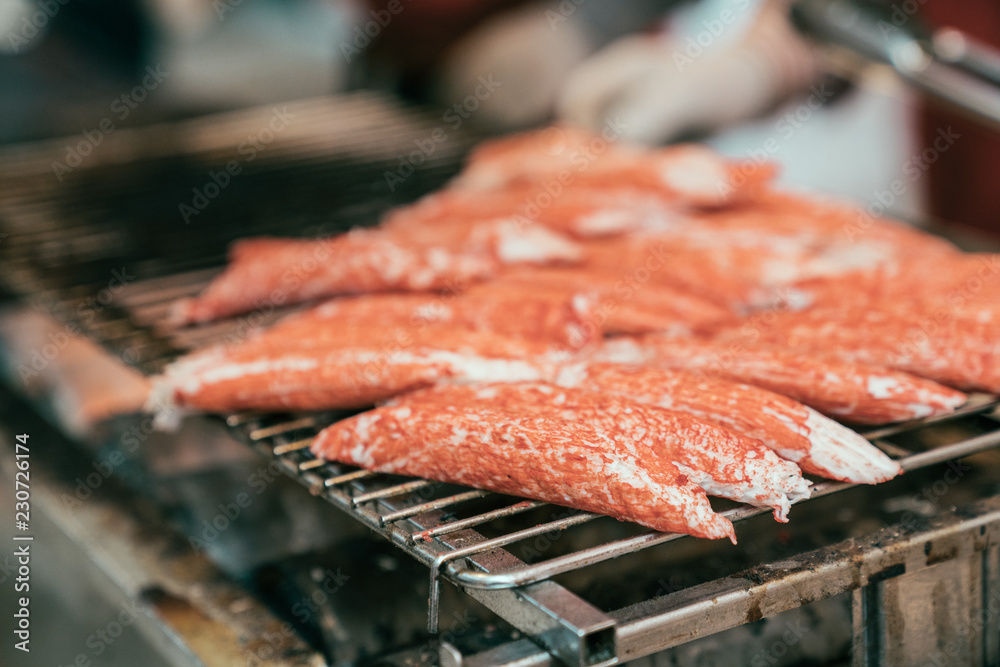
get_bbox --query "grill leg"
[853,551,997,666]
[852,583,884,666]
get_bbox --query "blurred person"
[360,0,674,125]
[554,0,927,221]
[553,0,1000,237]
[397,0,997,237]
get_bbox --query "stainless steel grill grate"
[71,263,1000,667]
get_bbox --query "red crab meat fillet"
[146,326,571,429]
[594,336,967,425]
[728,306,1000,394]
[266,287,599,351]
[384,185,684,239]
[555,362,900,483]
[494,266,736,335]
[311,402,737,541]
[452,127,775,207]
[778,253,993,313]
[169,222,581,326]
[390,383,811,521]
[168,232,493,325]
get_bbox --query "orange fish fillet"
[721,306,1000,394]
[580,197,958,314]
[555,362,899,483]
[494,266,735,335]
[383,186,680,240]
[392,382,811,520]
[595,336,967,424]
[311,401,737,541]
[265,288,599,352]
[452,127,775,207]
[170,222,581,325]
[147,325,571,428]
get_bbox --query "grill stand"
[444,494,1000,666]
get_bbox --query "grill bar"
[249,419,317,441]
[860,394,1000,439]
[324,469,377,487]
[380,490,490,525]
[411,500,544,542]
[352,480,439,506]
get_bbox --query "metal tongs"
[791,0,1000,129]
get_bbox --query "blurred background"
[0,0,997,238]
[1,2,999,665]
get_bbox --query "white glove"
[558,0,820,144]
[435,3,596,130]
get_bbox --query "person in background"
[414,0,998,239]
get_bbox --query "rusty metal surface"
[0,388,325,667]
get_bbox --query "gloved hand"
[434,2,597,130]
[557,0,820,144]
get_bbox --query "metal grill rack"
[4,94,1000,666]
[36,264,1000,667]
[229,398,1000,662]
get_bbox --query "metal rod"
[860,396,1000,440]
[323,469,377,487]
[432,513,599,575]
[379,490,490,526]
[869,438,913,459]
[249,418,317,441]
[427,569,443,634]
[351,479,437,506]
[411,500,544,542]
[900,429,1000,471]
[271,438,314,456]
[226,412,264,428]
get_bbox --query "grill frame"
[3,94,1000,666]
